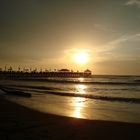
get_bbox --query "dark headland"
[0,96,140,140]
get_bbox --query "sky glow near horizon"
[0,0,140,75]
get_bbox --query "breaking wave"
[1,85,140,104]
[25,79,140,85]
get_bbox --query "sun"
[74,52,89,64]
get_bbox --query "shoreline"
[0,96,140,140]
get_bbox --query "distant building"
[59,69,70,72]
[84,69,92,74]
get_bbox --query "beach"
[0,96,140,140]
[0,76,140,140]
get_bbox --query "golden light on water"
[78,77,84,82]
[73,97,86,118]
[76,84,87,94]
[73,84,87,118]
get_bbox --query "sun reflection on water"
[72,84,87,118]
[76,84,87,94]
[73,97,86,118]
[78,77,84,82]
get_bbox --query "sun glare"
[74,52,89,64]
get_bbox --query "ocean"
[0,75,140,123]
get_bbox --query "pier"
[0,68,92,79]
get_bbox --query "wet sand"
[0,97,140,140]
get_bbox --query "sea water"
[0,75,140,123]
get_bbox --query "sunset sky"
[0,0,140,75]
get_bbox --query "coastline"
[0,96,140,140]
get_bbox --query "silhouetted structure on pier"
[0,68,92,79]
